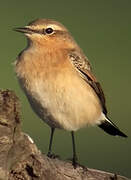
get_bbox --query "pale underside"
[15,45,105,131]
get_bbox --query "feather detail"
[99,117,127,137]
[69,49,107,115]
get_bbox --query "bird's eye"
[45,27,54,34]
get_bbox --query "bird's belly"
[21,73,102,131]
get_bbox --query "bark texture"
[0,89,129,180]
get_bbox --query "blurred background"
[0,0,130,178]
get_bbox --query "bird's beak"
[14,26,33,34]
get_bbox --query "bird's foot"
[72,160,87,171]
[110,174,118,180]
[67,156,87,170]
[47,152,60,159]
[70,157,87,171]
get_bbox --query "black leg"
[47,128,55,157]
[71,131,78,167]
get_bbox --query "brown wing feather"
[69,49,107,115]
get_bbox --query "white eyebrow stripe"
[46,24,66,31]
[25,24,67,32]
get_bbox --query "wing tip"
[98,120,128,138]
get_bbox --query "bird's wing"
[69,49,107,115]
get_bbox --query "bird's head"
[14,19,77,49]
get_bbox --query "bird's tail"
[98,116,127,138]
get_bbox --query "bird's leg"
[71,131,78,168]
[47,127,55,158]
[71,132,87,170]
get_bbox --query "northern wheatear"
[14,19,127,167]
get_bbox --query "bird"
[14,19,127,167]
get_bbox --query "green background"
[0,0,130,178]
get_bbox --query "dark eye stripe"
[25,28,66,35]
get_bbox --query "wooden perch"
[0,89,129,180]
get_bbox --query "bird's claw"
[47,152,60,159]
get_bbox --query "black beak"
[13,27,33,34]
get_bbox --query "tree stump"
[0,89,129,180]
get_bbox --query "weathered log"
[0,90,129,180]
